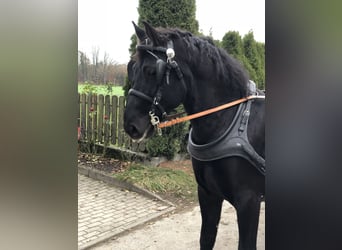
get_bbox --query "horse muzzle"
[124,118,154,142]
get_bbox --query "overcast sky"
[78,0,265,64]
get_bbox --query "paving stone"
[78,174,173,249]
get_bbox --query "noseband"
[128,40,187,134]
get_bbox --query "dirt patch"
[78,152,130,174]
[78,153,193,174]
[159,159,193,175]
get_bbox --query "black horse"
[124,21,265,250]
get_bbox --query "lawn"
[114,163,197,200]
[78,83,124,96]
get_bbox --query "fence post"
[80,94,87,140]
[104,95,111,146]
[78,94,80,127]
[92,94,98,143]
[111,96,118,145]
[97,95,104,143]
[87,94,93,142]
[117,96,125,147]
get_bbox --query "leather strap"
[158,95,265,128]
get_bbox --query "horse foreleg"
[198,185,223,250]
[234,192,261,250]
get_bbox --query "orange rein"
[158,95,265,129]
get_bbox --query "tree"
[242,31,264,88]
[221,31,244,58]
[243,32,260,70]
[138,0,198,33]
[91,46,100,84]
[128,0,199,58]
[102,52,110,84]
[221,31,257,86]
[128,34,137,56]
[221,30,265,90]
[255,42,265,89]
[78,49,127,86]
[78,51,90,82]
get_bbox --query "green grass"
[114,164,197,199]
[78,84,124,96]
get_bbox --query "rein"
[158,95,265,128]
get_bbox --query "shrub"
[81,82,97,94]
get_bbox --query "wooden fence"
[78,93,146,153]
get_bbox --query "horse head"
[124,22,188,141]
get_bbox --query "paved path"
[93,202,265,250]
[78,174,173,249]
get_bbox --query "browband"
[136,45,167,53]
[136,41,174,53]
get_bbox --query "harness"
[128,39,265,175]
[187,81,266,175]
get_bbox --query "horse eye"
[149,69,156,76]
[143,66,156,76]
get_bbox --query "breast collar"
[187,81,266,175]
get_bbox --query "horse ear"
[132,21,146,42]
[142,21,162,45]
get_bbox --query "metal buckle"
[149,111,162,135]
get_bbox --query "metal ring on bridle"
[166,48,175,63]
[149,111,160,126]
[149,111,162,135]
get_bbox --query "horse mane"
[156,27,249,96]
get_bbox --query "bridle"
[128,40,187,134]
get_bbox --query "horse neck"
[183,78,243,145]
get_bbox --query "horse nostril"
[127,124,139,138]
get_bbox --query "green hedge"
[146,107,189,159]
